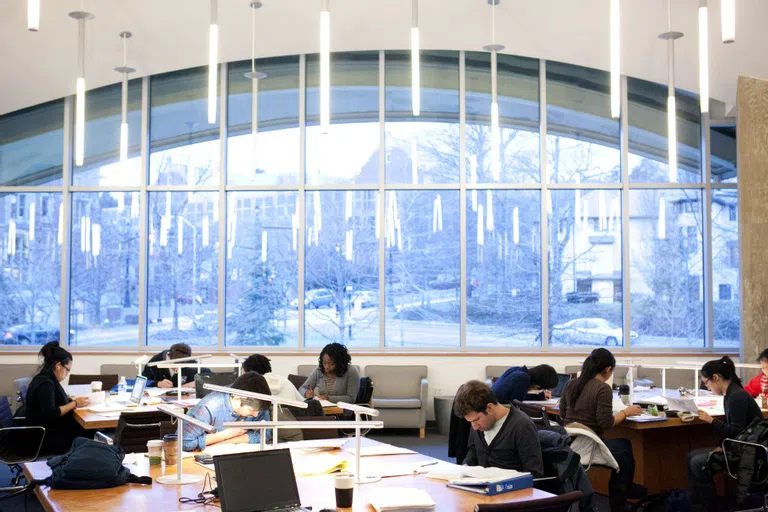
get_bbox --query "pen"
[419,461,438,468]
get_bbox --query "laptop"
[213,449,310,512]
[551,373,572,398]
[113,375,147,407]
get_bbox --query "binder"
[446,473,534,496]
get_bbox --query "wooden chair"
[68,374,119,391]
[474,491,583,512]
[111,410,176,453]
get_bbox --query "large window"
[0,50,738,351]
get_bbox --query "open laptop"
[213,449,310,512]
[113,375,147,407]
[551,373,572,398]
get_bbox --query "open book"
[367,487,436,512]
[666,397,699,415]
[426,465,528,485]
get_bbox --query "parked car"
[350,290,379,309]
[550,318,638,346]
[565,291,600,303]
[289,289,336,309]
[2,324,60,345]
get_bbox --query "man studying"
[182,372,272,451]
[453,380,544,477]
[142,343,201,388]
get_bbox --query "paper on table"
[145,388,169,398]
[203,443,261,457]
[318,399,335,408]
[426,465,526,484]
[346,444,415,457]
[625,414,667,423]
[64,384,92,397]
[292,453,348,476]
[523,398,559,406]
[612,398,627,414]
[634,396,668,406]
[84,403,134,413]
[281,438,348,451]
[87,391,105,405]
[666,397,700,414]
[367,487,436,512]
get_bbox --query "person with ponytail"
[559,348,644,511]
[687,356,762,511]
[25,341,91,454]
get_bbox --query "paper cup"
[91,381,103,392]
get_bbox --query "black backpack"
[30,437,152,490]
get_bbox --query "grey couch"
[365,365,428,438]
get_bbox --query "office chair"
[194,372,238,398]
[340,377,374,437]
[512,400,553,430]
[68,374,119,390]
[474,491,583,511]
[0,424,46,502]
[96,410,175,453]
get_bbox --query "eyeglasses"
[701,377,712,387]
[61,364,72,374]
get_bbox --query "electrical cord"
[178,473,219,506]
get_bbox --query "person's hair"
[528,365,559,390]
[702,356,742,387]
[242,354,272,375]
[168,343,192,360]
[231,372,271,411]
[39,341,72,373]
[757,349,768,363]
[318,342,351,377]
[453,380,498,418]
[565,348,616,404]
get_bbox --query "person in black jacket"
[142,343,200,388]
[25,341,91,455]
[687,356,762,511]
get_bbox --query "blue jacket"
[492,366,545,404]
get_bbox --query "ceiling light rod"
[720,0,735,43]
[411,0,420,116]
[208,0,219,124]
[69,10,94,168]
[659,0,683,183]
[245,1,266,173]
[610,0,620,118]
[28,0,40,31]
[115,32,136,165]
[319,0,331,133]
[483,0,504,182]
[698,0,709,113]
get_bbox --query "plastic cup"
[147,440,163,466]
[334,473,354,508]
[163,434,178,466]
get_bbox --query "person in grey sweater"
[299,343,360,404]
[453,380,544,477]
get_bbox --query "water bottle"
[118,376,127,395]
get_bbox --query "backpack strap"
[127,474,153,486]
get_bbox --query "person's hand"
[543,390,553,399]
[304,389,315,399]
[74,396,90,408]
[157,379,173,389]
[624,405,642,417]
[318,394,328,401]
[698,410,714,424]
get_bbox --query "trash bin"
[434,395,454,436]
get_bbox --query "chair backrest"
[288,374,307,391]
[486,365,509,381]
[15,377,32,406]
[512,400,552,429]
[0,396,13,428]
[297,364,361,377]
[295,416,339,440]
[114,410,175,453]
[355,377,374,405]
[0,364,38,400]
[563,365,581,377]
[364,365,428,399]
[474,491,583,512]
[0,426,46,464]
[68,374,119,390]
[194,372,238,398]
[100,364,138,380]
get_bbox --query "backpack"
[30,437,152,490]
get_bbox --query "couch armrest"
[418,377,428,428]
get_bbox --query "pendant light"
[483,0,504,182]
[411,0,420,116]
[208,0,219,124]
[720,0,735,43]
[115,31,135,166]
[610,0,621,118]
[659,0,683,183]
[245,2,267,172]
[698,0,709,113]
[319,0,331,133]
[28,0,40,31]
[69,9,94,167]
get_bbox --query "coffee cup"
[163,434,178,466]
[91,381,103,392]
[334,473,354,508]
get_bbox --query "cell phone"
[194,454,214,464]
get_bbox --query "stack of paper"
[292,453,348,476]
[367,487,436,512]
[427,465,526,484]
[203,443,261,457]
[346,444,415,457]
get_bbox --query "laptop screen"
[130,375,147,405]
[552,374,571,398]
[214,449,301,512]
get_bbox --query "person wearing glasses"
[25,341,91,454]
[687,356,762,512]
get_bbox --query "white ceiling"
[1,0,766,116]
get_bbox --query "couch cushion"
[365,365,427,399]
[372,398,422,409]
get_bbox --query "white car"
[551,318,638,346]
[289,289,336,309]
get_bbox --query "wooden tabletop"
[24,439,554,512]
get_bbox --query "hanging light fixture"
[659,0,683,183]
[411,0,420,116]
[28,0,40,31]
[69,10,94,167]
[698,0,709,113]
[483,0,504,182]
[319,0,331,133]
[115,31,136,166]
[208,0,219,124]
[720,0,735,43]
[610,0,621,118]
[245,2,267,172]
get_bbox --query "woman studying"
[25,341,91,455]
[299,342,359,404]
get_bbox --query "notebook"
[366,487,436,512]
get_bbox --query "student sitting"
[453,380,544,477]
[492,365,559,403]
[559,348,644,512]
[142,343,201,388]
[183,372,272,451]
[299,343,360,404]
[242,354,303,402]
[25,341,91,455]
[743,348,768,398]
[687,356,763,512]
